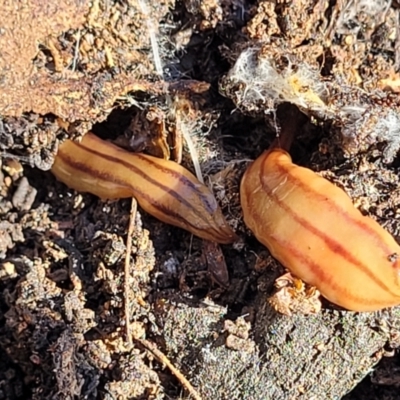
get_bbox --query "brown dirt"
[1,0,400,399]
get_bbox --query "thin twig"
[124,198,137,346]
[135,338,202,400]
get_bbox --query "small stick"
[135,338,202,400]
[124,198,137,346]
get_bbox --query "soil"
[1,1,400,399]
